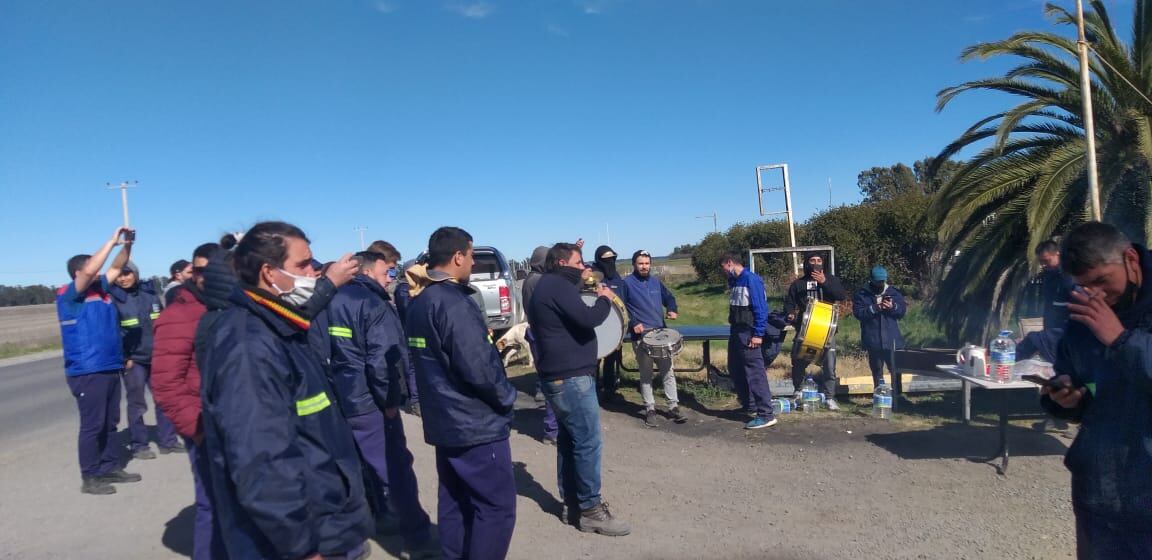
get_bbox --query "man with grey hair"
[1041,221,1152,557]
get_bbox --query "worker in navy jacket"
[851,266,907,389]
[111,261,182,458]
[321,248,435,557]
[721,252,777,430]
[1040,222,1152,557]
[405,227,518,560]
[199,222,371,560]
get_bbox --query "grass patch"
[0,341,61,360]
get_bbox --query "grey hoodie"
[521,245,550,311]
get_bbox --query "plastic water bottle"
[772,398,792,415]
[801,376,820,413]
[990,330,1016,384]
[873,384,892,419]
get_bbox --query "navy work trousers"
[728,330,774,420]
[66,371,122,478]
[346,410,432,545]
[435,439,517,560]
[123,362,179,450]
[184,436,227,560]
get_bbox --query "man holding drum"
[786,251,848,410]
[623,249,684,426]
[527,242,632,536]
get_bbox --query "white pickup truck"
[467,246,524,338]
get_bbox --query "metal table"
[935,364,1040,475]
[618,325,731,373]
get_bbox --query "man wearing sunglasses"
[318,244,436,558]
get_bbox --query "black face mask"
[870,282,885,294]
[810,263,823,273]
[558,266,584,286]
[1113,262,1139,314]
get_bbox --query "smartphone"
[124,230,136,243]
[1021,374,1068,390]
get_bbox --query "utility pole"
[106,180,138,226]
[354,226,367,250]
[1076,0,1102,221]
[695,211,718,233]
[828,177,833,209]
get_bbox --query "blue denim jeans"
[540,374,603,511]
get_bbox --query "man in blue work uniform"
[57,226,143,495]
[322,246,436,558]
[851,265,907,389]
[721,252,777,429]
[623,249,684,426]
[111,262,182,458]
[406,226,518,559]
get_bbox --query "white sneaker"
[825,398,840,411]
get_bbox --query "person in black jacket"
[198,222,372,560]
[521,245,559,443]
[527,242,632,536]
[111,261,182,458]
[851,266,907,390]
[320,247,436,558]
[589,245,628,401]
[785,251,848,410]
[405,226,518,560]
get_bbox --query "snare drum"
[639,328,684,360]
[793,298,839,363]
[581,293,629,359]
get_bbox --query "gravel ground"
[0,363,1076,560]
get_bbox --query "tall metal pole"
[781,165,800,276]
[1076,0,1102,221]
[354,226,367,250]
[695,212,718,232]
[106,181,137,226]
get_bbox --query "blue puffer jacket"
[56,277,124,376]
[851,285,907,352]
[199,287,372,559]
[111,282,163,364]
[1042,245,1152,529]
[405,271,517,448]
[318,275,408,418]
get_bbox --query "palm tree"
[926,0,1152,343]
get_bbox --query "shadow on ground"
[513,461,562,521]
[867,422,1071,462]
[162,504,195,558]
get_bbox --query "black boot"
[81,477,116,495]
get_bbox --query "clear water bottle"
[772,398,792,415]
[801,376,820,413]
[873,384,892,419]
[990,330,1016,384]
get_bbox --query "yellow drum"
[793,299,839,363]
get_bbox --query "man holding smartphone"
[1041,221,1152,557]
[851,266,907,391]
[56,226,143,495]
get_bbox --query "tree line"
[0,285,58,307]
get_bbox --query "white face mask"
[274,268,317,307]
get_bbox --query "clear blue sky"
[0,0,1131,286]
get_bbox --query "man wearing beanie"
[785,251,847,409]
[589,245,629,401]
[111,261,183,458]
[851,265,907,391]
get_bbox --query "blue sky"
[0,0,1133,285]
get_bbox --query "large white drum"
[581,293,627,359]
